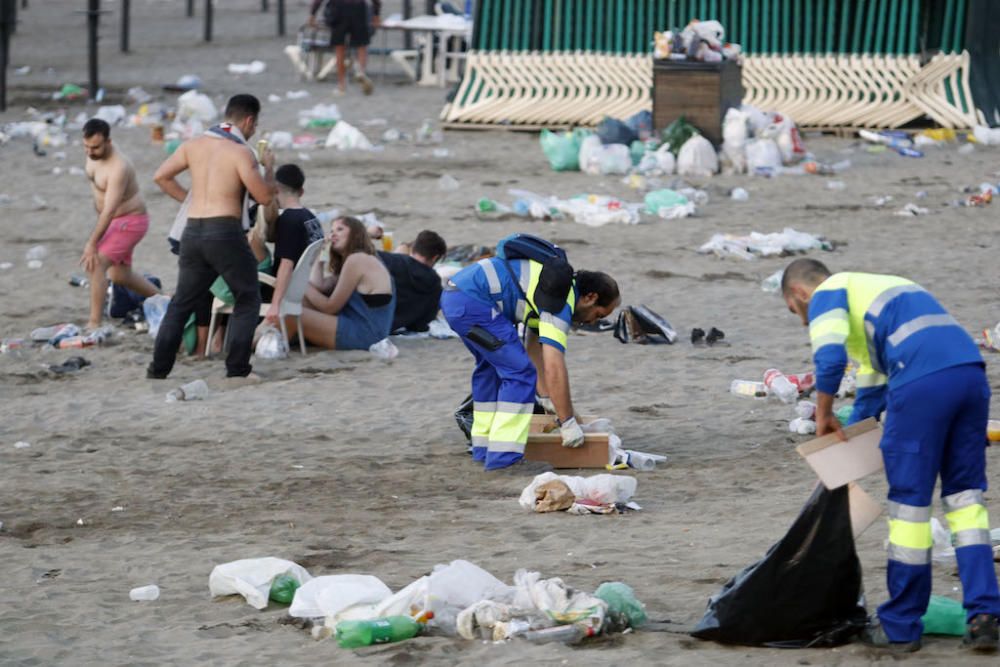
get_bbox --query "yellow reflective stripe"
[471,407,494,446]
[490,411,532,444]
[945,504,990,534]
[888,518,933,550]
[856,371,887,388]
[539,322,568,348]
[810,308,850,338]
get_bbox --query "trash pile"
[730,365,857,434]
[519,472,641,514]
[208,557,647,647]
[653,19,742,62]
[699,228,832,260]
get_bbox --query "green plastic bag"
[921,595,965,636]
[595,582,648,632]
[661,116,698,155]
[269,573,300,605]
[540,128,590,171]
[630,140,647,166]
[643,189,689,215]
[835,404,854,425]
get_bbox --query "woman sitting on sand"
[298,216,395,350]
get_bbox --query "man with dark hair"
[81,118,160,330]
[781,257,1000,653]
[308,0,381,95]
[377,230,446,333]
[149,94,275,380]
[262,164,323,327]
[441,235,620,471]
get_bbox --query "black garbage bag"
[454,394,547,443]
[691,484,867,648]
[596,116,639,146]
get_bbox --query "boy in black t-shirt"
[263,164,324,326]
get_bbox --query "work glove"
[559,417,585,449]
[536,395,556,414]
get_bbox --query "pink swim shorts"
[97,213,150,265]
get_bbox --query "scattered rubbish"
[126,86,152,104]
[53,83,85,101]
[972,125,1000,146]
[580,135,632,175]
[165,379,209,402]
[14,65,30,76]
[227,60,267,75]
[763,368,799,404]
[643,189,694,219]
[255,325,289,359]
[519,472,638,514]
[381,128,402,142]
[760,269,783,293]
[594,582,647,631]
[438,174,460,191]
[269,573,301,604]
[94,105,127,126]
[209,557,312,610]
[31,323,80,346]
[432,148,450,158]
[47,356,91,374]
[14,441,31,449]
[298,103,340,128]
[265,131,293,150]
[730,187,749,201]
[677,134,718,177]
[176,90,217,123]
[655,20,741,62]
[414,119,443,144]
[788,417,817,435]
[142,294,170,337]
[699,228,831,260]
[894,203,929,217]
[835,404,854,424]
[730,380,767,398]
[111,506,125,512]
[336,615,430,648]
[129,585,160,602]
[24,245,48,262]
[288,574,393,620]
[268,93,282,103]
[613,305,677,344]
[369,338,399,361]
[540,129,588,171]
[286,90,310,100]
[804,159,851,175]
[324,121,372,150]
[870,195,893,207]
[0,338,25,354]
[746,138,782,174]
[825,180,845,191]
[692,485,866,646]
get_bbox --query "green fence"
[472,0,968,55]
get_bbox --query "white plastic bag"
[267,131,294,150]
[255,325,289,359]
[324,121,373,151]
[94,105,127,126]
[676,135,718,177]
[289,574,392,619]
[973,126,1000,146]
[721,107,748,174]
[427,560,513,612]
[761,115,806,164]
[746,138,783,173]
[143,294,171,338]
[511,569,607,629]
[177,90,218,123]
[578,135,603,175]
[597,144,632,175]
[518,472,637,511]
[208,557,312,610]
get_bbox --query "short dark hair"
[575,271,619,308]
[275,164,305,191]
[224,94,261,122]
[82,118,111,139]
[781,258,832,295]
[412,230,446,260]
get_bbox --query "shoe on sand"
[964,614,999,652]
[859,622,921,653]
[355,72,374,95]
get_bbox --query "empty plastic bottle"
[165,379,209,403]
[763,369,798,404]
[129,584,160,601]
[335,615,429,648]
[269,573,300,604]
[522,624,594,645]
[625,451,657,471]
[730,380,767,398]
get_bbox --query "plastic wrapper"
[255,324,289,359]
[518,472,637,510]
[289,574,392,619]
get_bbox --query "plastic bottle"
[129,584,160,601]
[47,324,81,346]
[626,451,657,471]
[165,379,209,403]
[763,369,798,404]
[69,274,90,287]
[269,573,300,604]
[786,371,816,393]
[988,420,1000,443]
[521,624,594,645]
[335,615,429,648]
[920,595,965,636]
[142,294,171,336]
[730,380,767,398]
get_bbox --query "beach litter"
[227,60,267,75]
[14,441,31,449]
[130,585,160,601]
[165,379,209,402]
[210,557,312,610]
[298,103,340,128]
[519,473,639,514]
[324,121,373,151]
[47,356,91,374]
[698,228,831,260]
[894,203,930,217]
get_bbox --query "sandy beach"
[1,1,999,665]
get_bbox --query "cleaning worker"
[441,234,620,472]
[781,258,999,653]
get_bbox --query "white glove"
[560,417,585,448]
[536,395,556,414]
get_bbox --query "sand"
[1,1,999,665]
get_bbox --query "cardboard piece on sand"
[796,417,883,490]
[524,415,610,469]
[848,482,883,538]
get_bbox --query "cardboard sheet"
[796,418,883,489]
[848,482,883,538]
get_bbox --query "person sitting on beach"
[80,118,161,330]
[262,164,324,328]
[377,230,446,333]
[296,216,394,349]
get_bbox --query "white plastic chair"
[207,239,325,356]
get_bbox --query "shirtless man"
[147,94,275,379]
[81,119,160,329]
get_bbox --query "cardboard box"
[848,482,883,538]
[524,415,610,469]
[796,418,883,490]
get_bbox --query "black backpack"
[494,233,574,315]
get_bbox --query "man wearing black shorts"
[309,0,381,96]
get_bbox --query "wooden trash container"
[652,60,744,146]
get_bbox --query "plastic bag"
[643,189,694,219]
[512,569,607,629]
[629,140,647,166]
[209,557,312,610]
[540,129,588,171]
[596,117,638,146]
[597,144,632,175]
[519,472,637,510]
[288,574,392,619]
[254,324,289,359]
[625,110,654,141]
[721,107,748,174]
[677,135,718,177]
[595,582,648,631]
[760,114,806,164]
[177,90,218,123]
[578,135,603,175]
[691,485,867,647]
[324,121,373,150]
[94,105,127,126]
[142,294,171,338]
[746,138,783,174]
[661,117,698,154]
